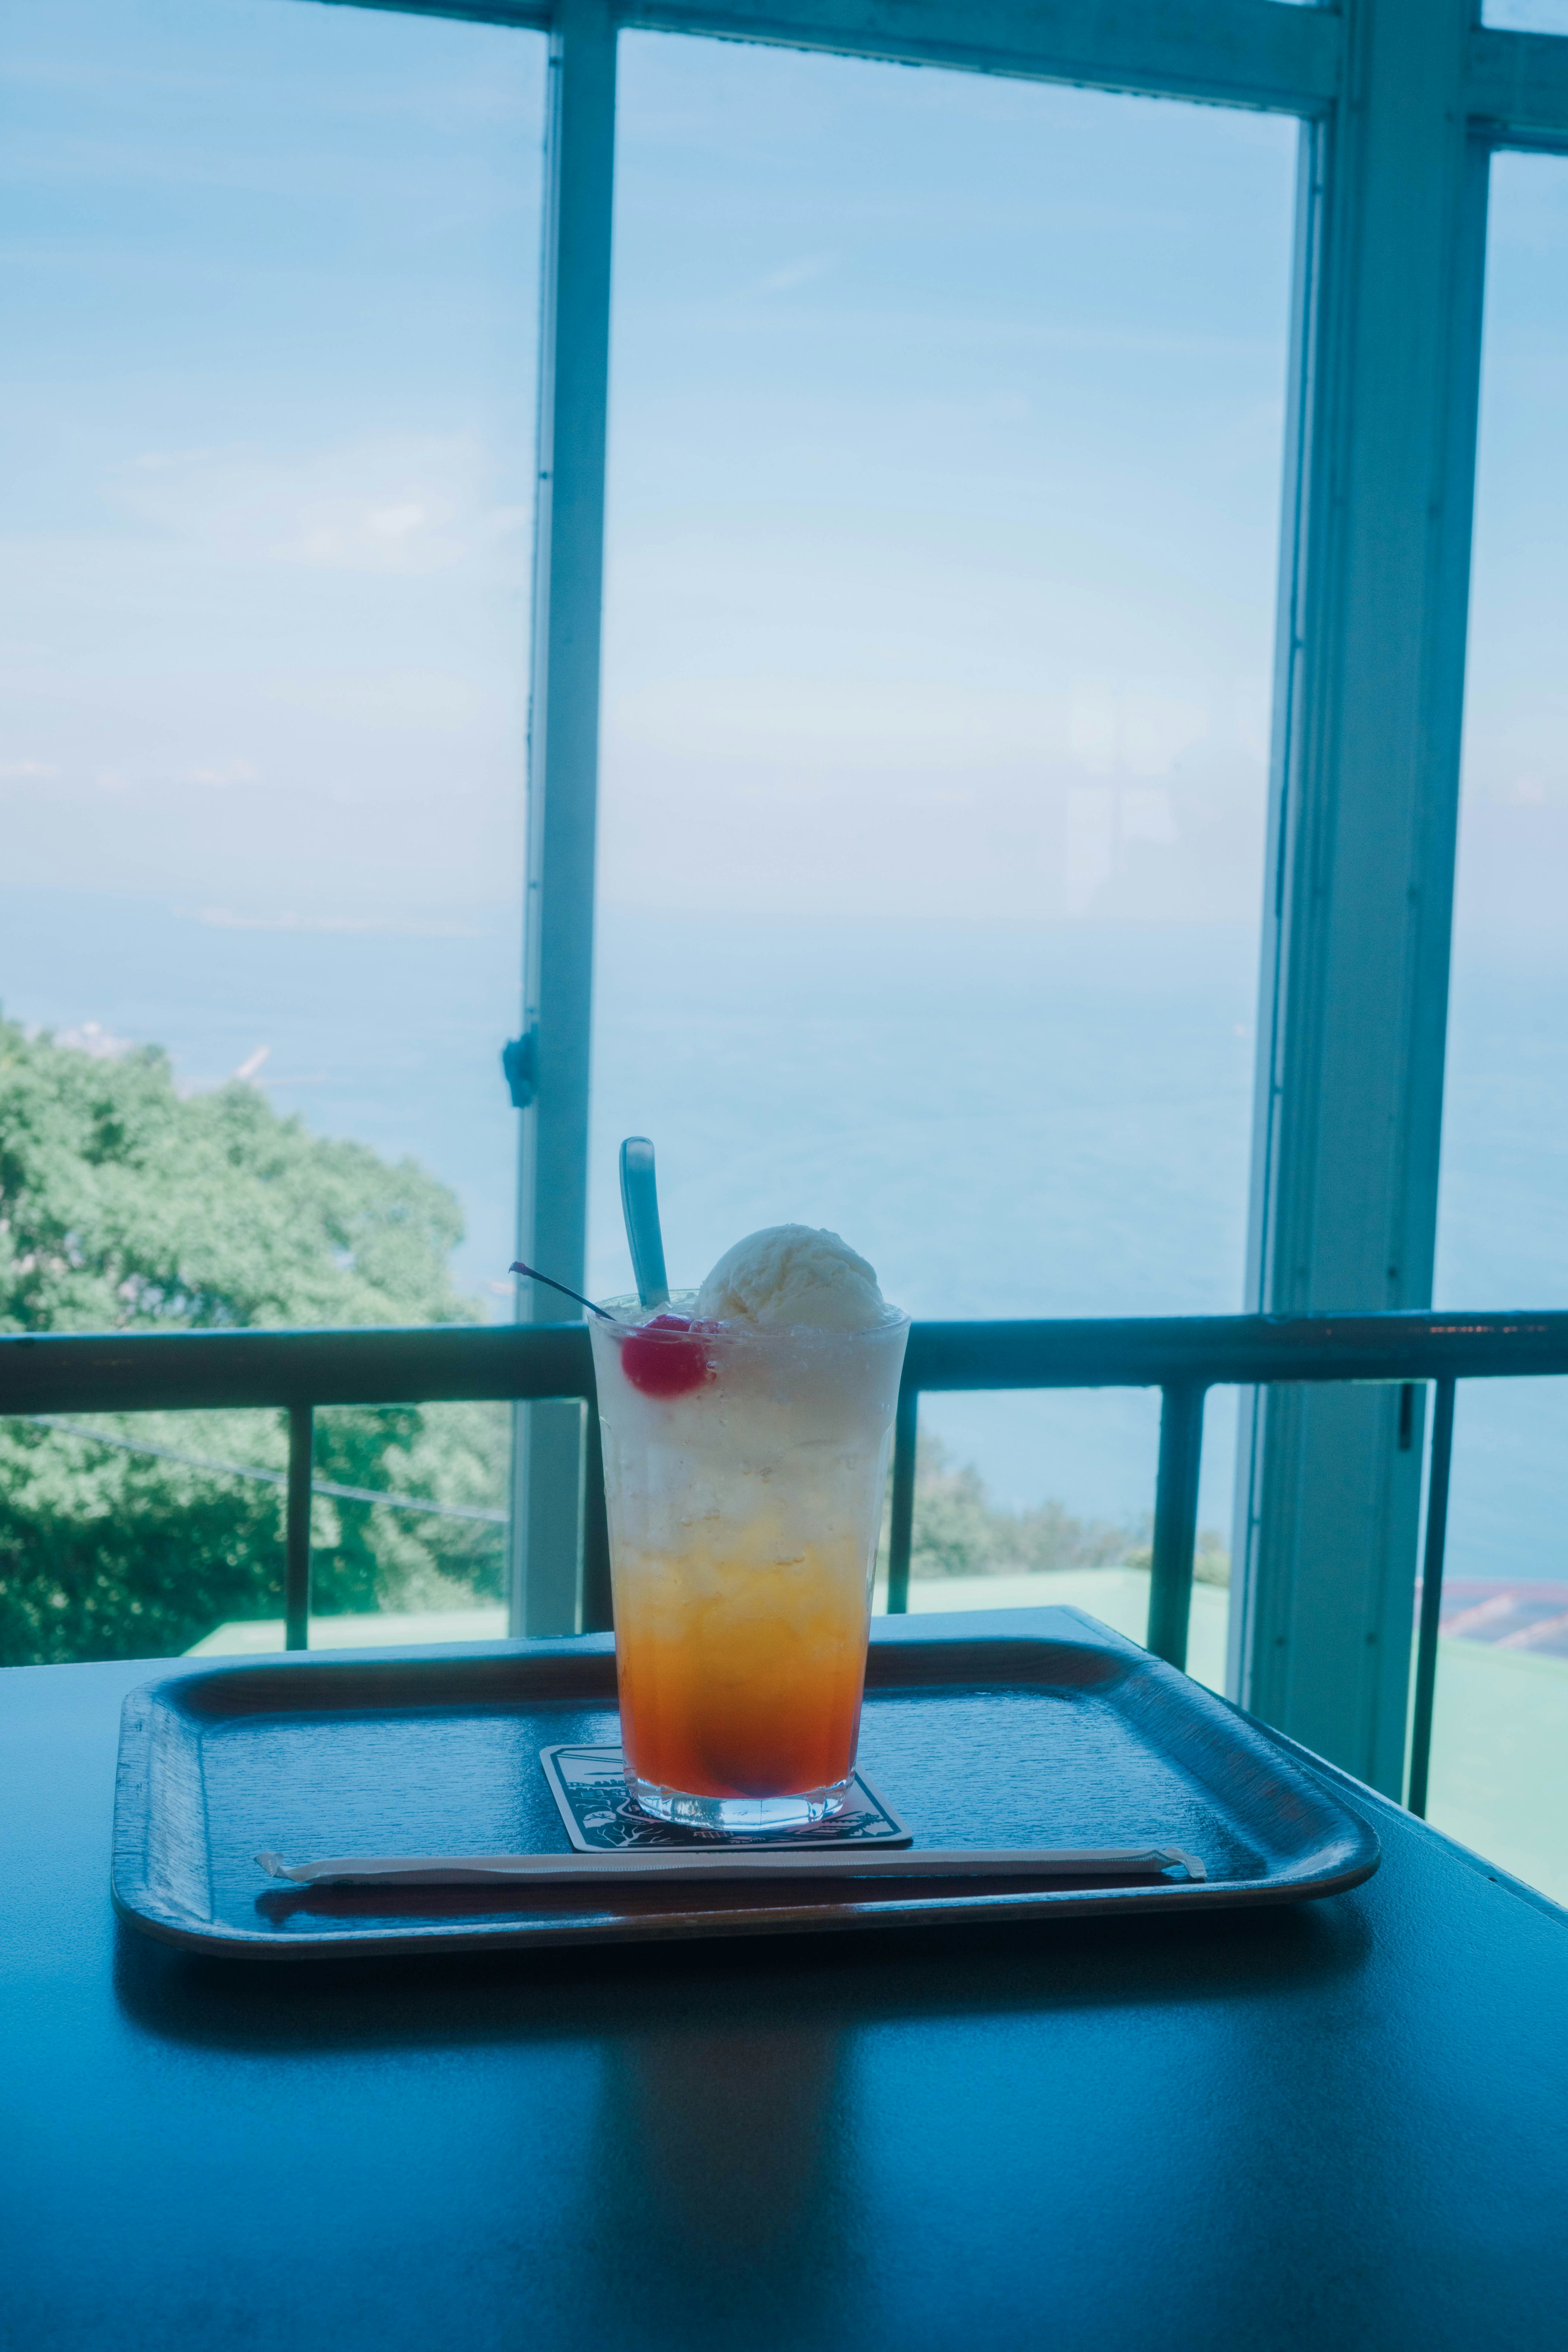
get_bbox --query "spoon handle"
[508,1263,614,1321]
[619,1136,671,1310]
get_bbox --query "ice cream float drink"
[590,1225,909,1832]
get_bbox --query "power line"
[18,1415,508,1527]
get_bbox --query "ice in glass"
[590,1226,909,1831]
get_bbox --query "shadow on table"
[113,1893,1374,2062]
[585,2015,857,2341]
[109,1902,1379,2347]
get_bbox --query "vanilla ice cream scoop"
[696,1225,889,1332]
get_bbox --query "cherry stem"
[509,1262,615,1322]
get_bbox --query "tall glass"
[590,1294,910,1831]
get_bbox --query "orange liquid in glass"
[613,1540,870,1798]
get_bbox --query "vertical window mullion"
[1233,0,1491,1795]
[511,0,619,1635]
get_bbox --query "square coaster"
[540,1744,911,1852]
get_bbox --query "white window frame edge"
[316,2,1568,1755]
[1234,2,1488,1796]
[1238,7,1568,1796]
[511,0,619,1633]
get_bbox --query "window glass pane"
[1431,151,1568,1902]
[1482,3,1568,33]
[0,0,541,1304]
[0,0,543,1658]
[591,34,1296,1641]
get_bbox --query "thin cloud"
[116,434,529,579]
[758,254,834,292]
[194,907,482,938]
[52,1021,136,1060]
[182,760,258,787]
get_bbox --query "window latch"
[502,1029,538,1109]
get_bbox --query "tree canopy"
[0,1019,506,1664]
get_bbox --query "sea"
[3,882,1565,1586]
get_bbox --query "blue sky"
[0,5,1560,941]
[1454,149,1568,935]
[601,34,1296,926]
[1,0,1301,934]
[0,0,543,922]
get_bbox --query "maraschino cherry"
[508,1258,714,1398]
[620,1313,713,1399]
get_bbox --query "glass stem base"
[624,1773,854,1834]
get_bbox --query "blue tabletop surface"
[4,1612,1567,2351]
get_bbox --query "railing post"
[284,1404,313,1651]
[1406,1377,1456,1819]
[1147,1384,1205,1672]
[885,1385,919,1615]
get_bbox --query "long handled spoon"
[508,1262,614,1321]
[619,1136,670,1311]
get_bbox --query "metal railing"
[0,1324,607,1651]
[4,1309,1568,1812]
[890,1310,1568,1815]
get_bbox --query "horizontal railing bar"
[902,1311,1568,1394]
[5,1312,1568,1420]
[0,1323,596,1416]
[4,1310,1561,1675]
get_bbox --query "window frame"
[316,0,1568,1793]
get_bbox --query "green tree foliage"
[0,1020,506,1664]
[898,1431,1228,1584]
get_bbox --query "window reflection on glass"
[1429,151,1568,1900]
[0,0,543,1657]
[592,34,1296,1644]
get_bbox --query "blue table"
[4,1615,1567,2350]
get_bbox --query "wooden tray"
[111,1609,1379,1958]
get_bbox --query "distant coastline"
[4,882,1565,1588]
